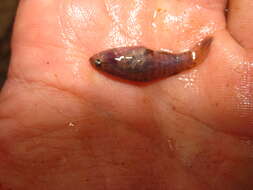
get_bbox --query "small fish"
[89,37,213,82]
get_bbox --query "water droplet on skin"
[168,138,175,152]
[69,122,75,127]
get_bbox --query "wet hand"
[0,0,253,189]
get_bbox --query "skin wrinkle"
[76,123,160,189]
[150,3,220,50]
[152,84,215,132]
[59,0,75,48]
[230,53,253,126]
[8,74,90,112]
[6,113,168,183]
[1,78,109,140]
[13,3,75,53]
[227,0,253,49]
[0,114,27,135]
[109,111,158,140]
[126,0,144,43]
[5,127,110,180]
[2,77,158,147]
[95,129,196,187]
[192,157,226,188]
[60,2,90,63]
[25,133,102,162]
[176,138,253,189]
[59,0,94,52]
[104,0,145,47]
[1,121,71,145]
[141,90,232,185]
[180,162,215,189]
[68,0,89,49]
[12,40,88,70]
[123,95,162,139]
[105,0,125,46]
[73,112,182,186]
[237,62,253,119]
[14,39,75,55]
[155,81,253,140]
[138,124,213,188]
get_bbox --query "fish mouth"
[89,56,101,67]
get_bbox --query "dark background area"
[0,0,18,89]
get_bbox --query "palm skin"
[0,0,253,189]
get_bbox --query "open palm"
[0,0,253,189]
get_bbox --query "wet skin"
[0,0,253,189]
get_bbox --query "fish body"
[89,37,212,82]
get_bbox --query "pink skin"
[0,0,253,189]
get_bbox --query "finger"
[227,0,253,49]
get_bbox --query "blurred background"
[0,0,18,89]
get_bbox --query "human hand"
[0,0,253,189]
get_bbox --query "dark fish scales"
[89,37,213,82]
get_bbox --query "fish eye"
[95,59,102,66]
